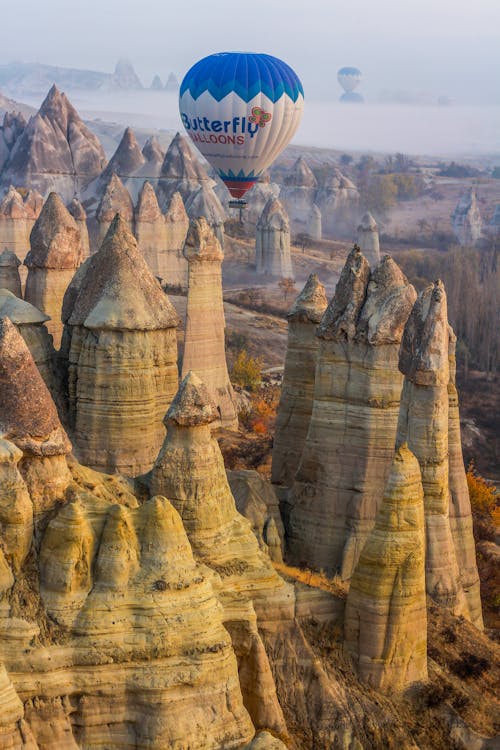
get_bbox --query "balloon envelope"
[337,67,362,93]
[179,52,304,199]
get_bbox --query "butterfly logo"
[249,106,272,128]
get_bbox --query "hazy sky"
[2,0,500,104]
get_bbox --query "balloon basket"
[228,199,247,210]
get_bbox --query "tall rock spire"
[0,186,30,262]
[95,172,134,244]
[357,211,380,267]
[24,192,82,348]
[451,187,482,245]
[272,274,327,486]
[64,214,179,475]
[288,250,416,578]
[182,217,238,429]
[255,197,293,279]
[0,248,22,297]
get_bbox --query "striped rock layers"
[151,371,291,736]
[64,215,179,475]
[287,248,417,578]
[0,316,71,516]
[344,443,427,692]
[0,186,30,261]
[182,217,238,429]
[357,212,380,268]
[24,192,82,348]
[447,328,483,628]
[255,197,294,279]
[0,288,57,395]
[134,182,189,286]
[0,248,22,296]
[272,273,327,487]
[396,281,469,619]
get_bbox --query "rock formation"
[255,198,294,279]
[0,248,21,296]
[24,192,82,348]
[0,288,57,394]
[287,249,417,578]
[63,214,179,475]
[244,172,280,226]
[67,197,90,259]
[0,111,26,171]
[0,185,30,261]
[151,74,163,90]
[157,132,211,206]
[184,182,226,247]
[0,316,71,515]
[134,183,188,286]
[487,203,500,236]
[279,156,318,234]
[141,135,164,177]
[163,190,189,287]
[0,85,107,200]
[151,371,291,736]
[182,217,238,429]
[112,58,143,89]
[357,212,380,267]
[447,328,484,629]
[272,273,327,487]
[344,443,427,691]
[101,126,146,200]
[315,168,360,237]
[307,203,322,240]
[396,281,469,618]
[451,187,482,245]
[95,172,134,244]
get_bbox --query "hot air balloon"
[337,66,362,93]
[179,52,304,203]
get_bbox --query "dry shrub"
[231,349,263,391]
[466,462,499,541]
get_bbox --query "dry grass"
[272,561,348,598]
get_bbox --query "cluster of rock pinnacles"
[0,173,485,747]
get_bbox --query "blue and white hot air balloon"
[337,66,362,93]
[179,52,304,200]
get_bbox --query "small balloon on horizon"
[338,67,364,103]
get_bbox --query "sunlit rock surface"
[255,197,293,279]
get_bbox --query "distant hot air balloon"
[337,66,362,93]
[179,52,304,201]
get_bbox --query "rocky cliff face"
[185,182,226,248]
[244,172,280,226]
[451,187,482,246]
[255,198,294,279]
[0,85,107,200]
[62,215,179,475]
[24,192,82,348]
[0,111,26,172]
[272,274,327,487]
[0,248,22,296]
[287,249,416,578]
[182,217,238,429]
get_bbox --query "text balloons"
[179,52,304,199]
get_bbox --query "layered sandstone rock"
[287,249,417,578]
[357,211,380,268]
[151,371,291,736]
[255,198,293,279]
[24,192,82,348]
[344,443,427,691]
[64,214,179,475]
[101,126,146,201]
[0,185,30,261]
[272,273,327,487]
[447,329,483,628]
[134,182,188,286]
[244,172,280,226]
[67,197,90,259]
[0,316,71,515]
[0,85,107,200]
[182,217,238,429]
[397,281,468,618]
[95,172,134,244]
[0,248,21,296]
[0,288,57,394]
[451,187,482,246]
[185,182,226,247]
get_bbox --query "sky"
[2,0,500,105]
